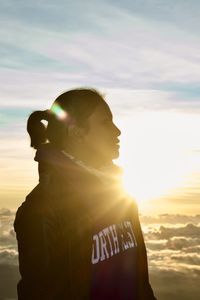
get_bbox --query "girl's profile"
[14,88,157,299]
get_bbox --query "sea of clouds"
[140,214,200,300]
[0,208,199,300]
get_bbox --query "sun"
[116,111,200,205]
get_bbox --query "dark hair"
[27,88,106,149]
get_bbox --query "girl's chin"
[110,149,120,160]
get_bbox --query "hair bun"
[27,110,48,149]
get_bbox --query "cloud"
[1,0,200,96]
[140,214,200,225]
[0,264,19,300]
[0,249,18,266]
[0,209,200,299]
[0,209,17,252]
[106,0,200,36]
[152,223,200,239]
[150,268,200,300]
[0,208,14,217]
[0,209,19,299]
[106,88,200,116]
[166,236,200,251]
[0,228,16,246]
[140,214,200,299]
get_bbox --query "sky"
[0,0,200,299]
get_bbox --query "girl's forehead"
[86,102,113,127]
[92,102,113,118]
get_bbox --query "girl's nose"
[113,123,121,136]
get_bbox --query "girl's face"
[81,102,121,167]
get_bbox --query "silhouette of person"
[14,88,157,299]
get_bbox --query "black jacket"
[14,144,157,299]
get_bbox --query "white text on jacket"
[91,221,137,264]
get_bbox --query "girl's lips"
[109,138,120,148]
[113,140,120,148]
[115,138,120,145]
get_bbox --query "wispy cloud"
[1,0,200,93]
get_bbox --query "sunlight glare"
[117,111,200,205]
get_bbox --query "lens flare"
[51,103,67,120]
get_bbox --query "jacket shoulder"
[14,183,49,231]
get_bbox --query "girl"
[14,88,157,300]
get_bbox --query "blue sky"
[1,0,200,103]
[1,0,200,211]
